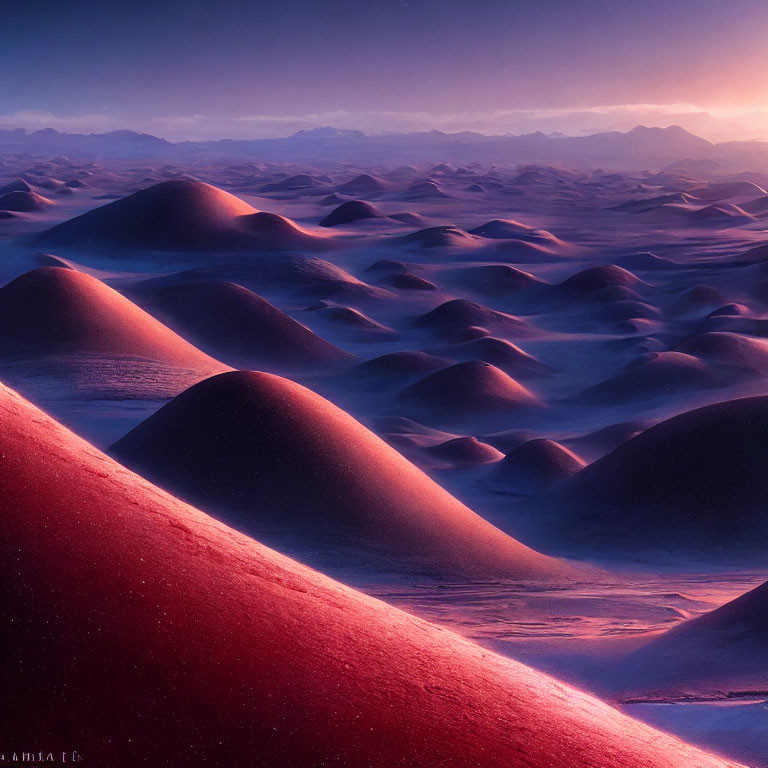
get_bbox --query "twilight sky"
[3,0,768,140]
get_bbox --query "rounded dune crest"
[37,180,329,251]
[0,189,53,212]
[399,360,543,426]
[111,370,571,581]
[547,396,768,557]
[0,267,221,370]
[319,199,383,226]
[136,279,352,373]
[494,438,586,493]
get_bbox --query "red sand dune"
[0,267,221,367]
[0,382,738,767]
[494,438,586,493]
[0,267,225,397]
[111,371,570,580]
[136,279,351,373]
[37,180,329,251]
[546,396,768,557]
[617,579,768,697]
[319,199,383,226]
[399,361,543,427]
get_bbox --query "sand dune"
[579,351,720,403]
[399,361,543,428]
[0,267,225,401]
[0,382,737,767]
[689,180,766,201]
[446,264,550,298]
[350,350,449,385]
[675,331,768,376]
[401,180,448,199]
[616,251,679,270]
[135,280,352,373]
[139,254,390,302]
[739,195,768,215]
[37,180,329,251]
[435,336,555,378]
[0,189,53,211]
[415,298,538,338]
[564,419,652,461]
[111,370,570,581]
[381,271,436,290]
[400,224,479,248]
[557,265,647,297]
[669,284,728,316]
[617,580,768,697]
[319,199,383,226]
[469,218,561,245]
[0,267,220,364]
[0,178,34,195]
[493,438,586,494]
[308,305,399,341]
[545,397,768,558]
[336,173,389,195]
[424,436,504,467]
[389,210,430,226]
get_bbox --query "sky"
[2,0,768,141]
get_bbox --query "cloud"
[1,104,766,142]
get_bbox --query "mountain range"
[3,124,768,170]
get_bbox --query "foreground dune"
[0,381,741,767]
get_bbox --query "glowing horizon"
[3,0,768,142]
